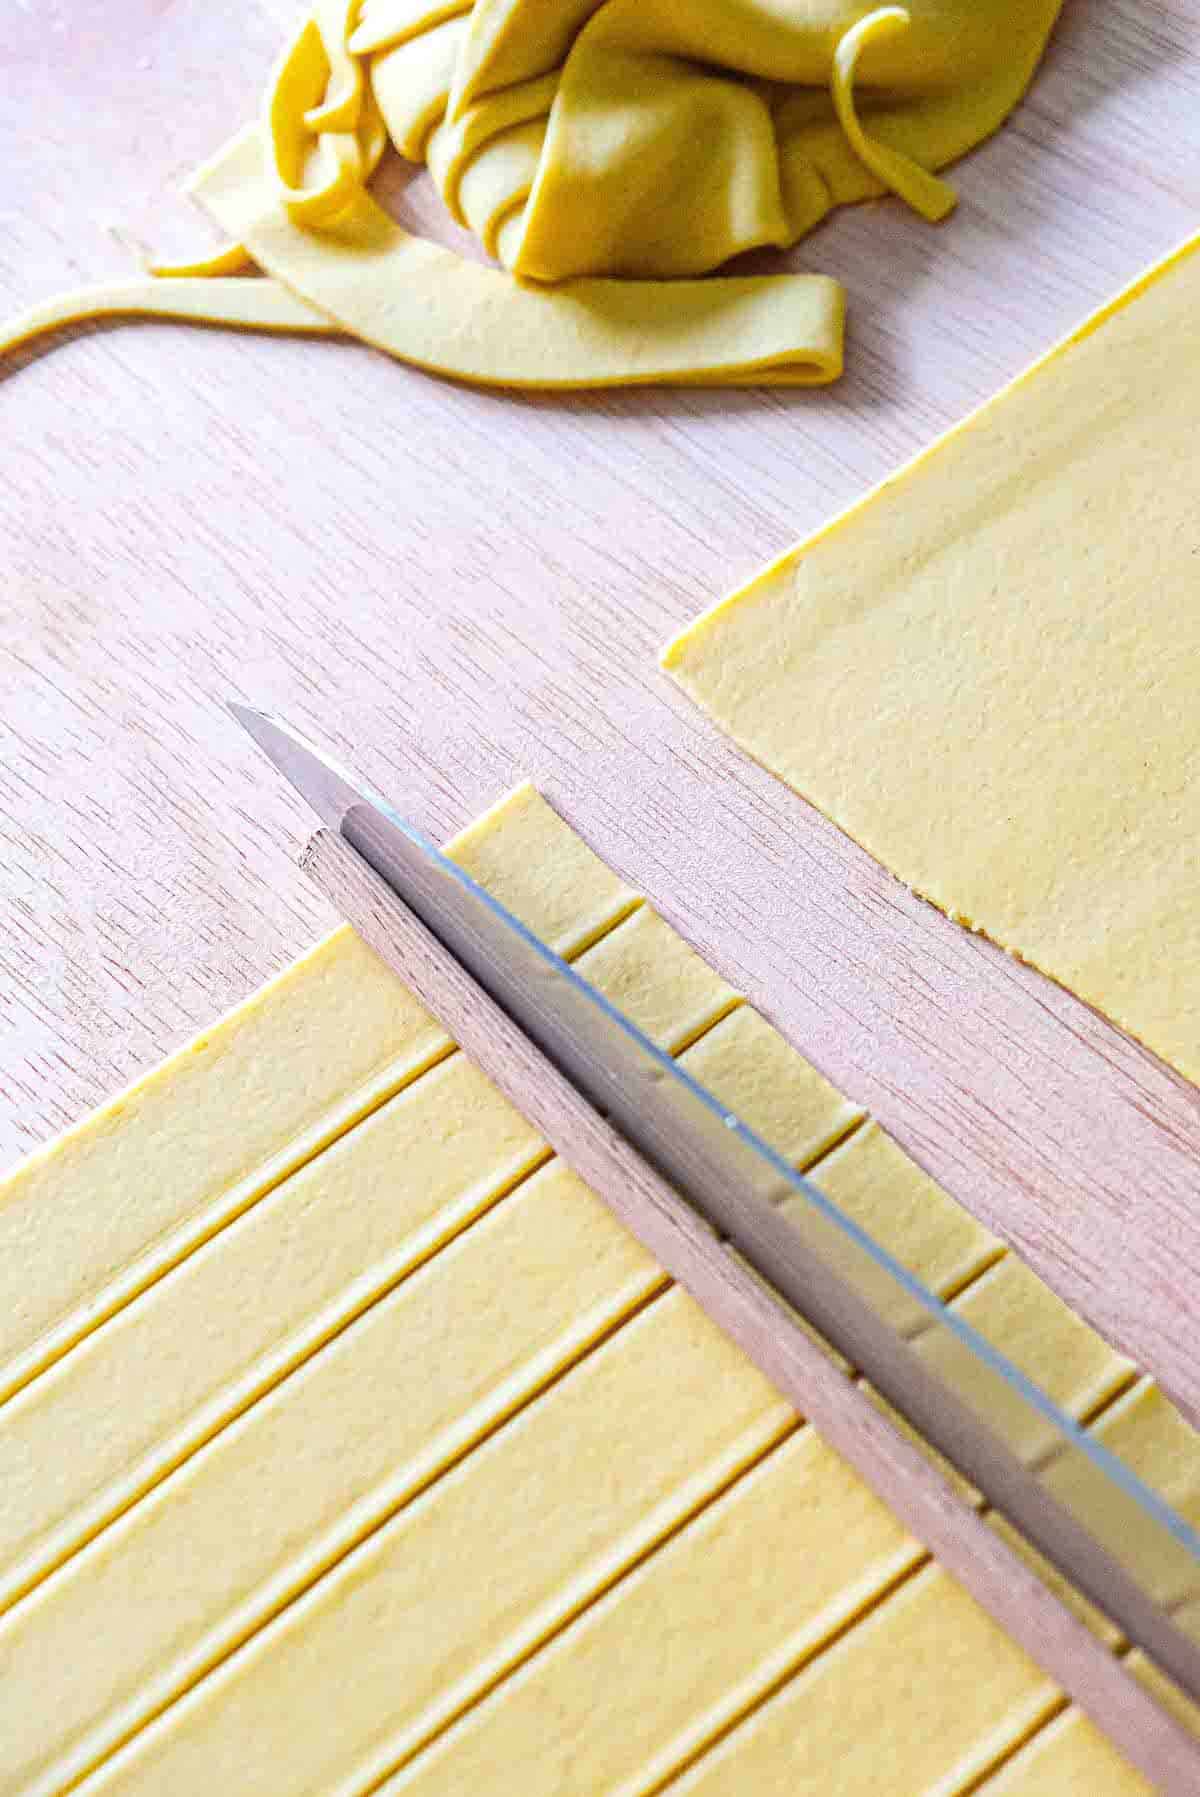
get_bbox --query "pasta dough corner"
[661,230,1200,1087]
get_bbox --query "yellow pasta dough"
[680,1001,864,1167]
[808,1119,1001,1331]
[0,1052,549,1614]
[663,233,1200,1085]
[1044,1382,1200,1614]
[913,1256,1133,1464]
[0,780,635,1413]
[5,1292,792,1794]
[671,1565,1059,1794]
[1,0,1063,387]
[985,1707,1152,1794]
[0,826,727,1624]
[383,1428,925,1797]
[1,784,1196,1794]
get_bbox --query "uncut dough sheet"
[1,785,1198,1794]
[663,236,1200,1086]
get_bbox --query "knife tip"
[223,701,363,828]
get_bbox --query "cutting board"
[3,0,1200,1417]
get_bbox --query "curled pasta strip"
[267,18,372,226]
[146,242,254,279]
[832,7,957,223]
[303,0,365,131]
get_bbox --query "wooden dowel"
[301,825,1200,1793]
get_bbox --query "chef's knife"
[231,703,1200,1710]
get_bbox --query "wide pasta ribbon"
[1,0,1062,390]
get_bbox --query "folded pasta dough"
[1,0,1063,388]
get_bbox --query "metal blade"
[232,704,1200,1702]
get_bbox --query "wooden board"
[3,0,1200,1426]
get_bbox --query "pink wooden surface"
[2,0,1199,1423]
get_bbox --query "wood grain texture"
[299,824,1200,1795]
[3,0,1200,1425]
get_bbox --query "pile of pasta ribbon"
[2,0,1062,389]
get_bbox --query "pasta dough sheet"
[986,1707,1159,1796]
[662,234,1200,1086]
[1,785,1195,1795]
